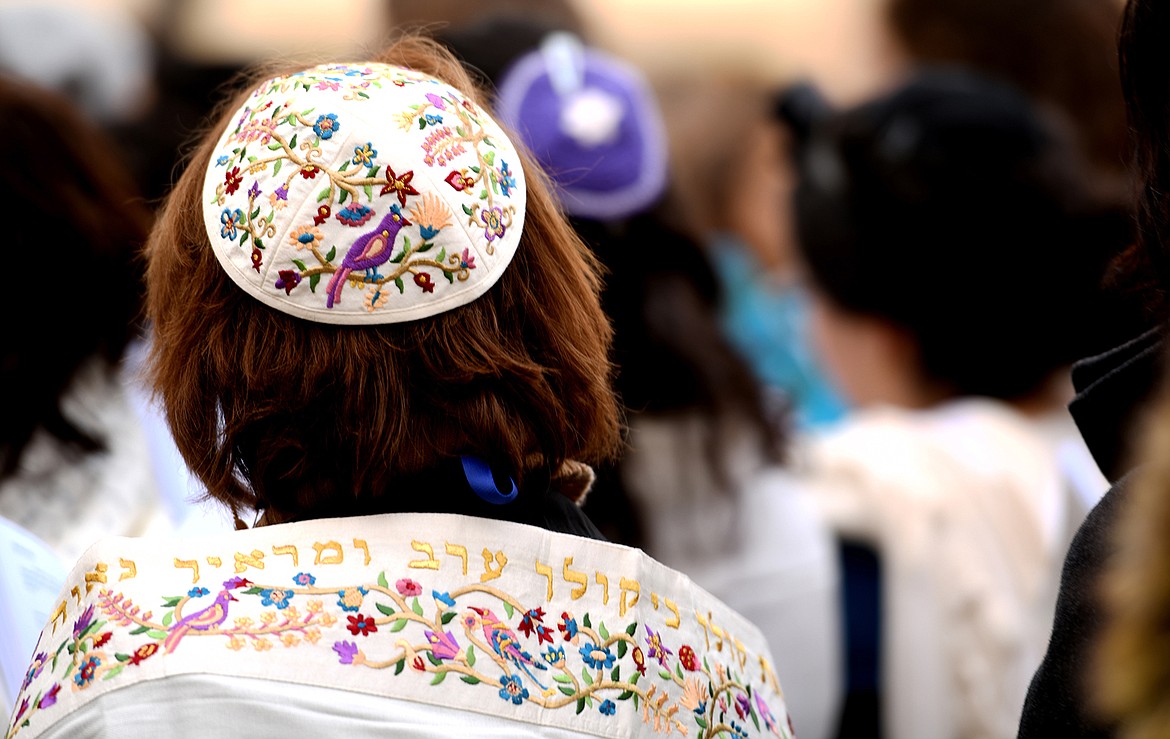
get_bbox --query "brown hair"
[146,37,621,524]
[0,77,150,476]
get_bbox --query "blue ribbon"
[460,456,518,505]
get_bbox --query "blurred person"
[0,77,167,563]
[5,37,795,738]
[1019,0,1170,735]
[488,32,843,739]
[659,71,846,429]
[885,0,1129,197]
[792,69,1124,739]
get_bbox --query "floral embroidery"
[288,225,325,251]
[220,209,245,240]
[204,64,523,316]
[336,202,375,227]
[396,578,422,597]
[645,626,672,666]
[224,167,243,195]
[599,699,616,716]
[479,207,507,242]
[73,657,100,688]
[259,588,292,609]
[294,572,316,587]
[579,644,616,670]
[352,142,377,167]
[127,643,159,666]
[189,587,210,598]
[313,113,339,139]
[679,644,699,671]
[425,630,460,661]
[333,640,359,665]
[275,270,302,295]
[498,674,528,705]
[380,166,420,207]
[346,613,378,637]
[337,586,368,612]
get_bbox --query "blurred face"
[727,122,799,276]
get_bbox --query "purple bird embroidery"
[162,578,247,654]
[469,606,548,689]
[325,206,411,308]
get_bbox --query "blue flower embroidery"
[425,113,443,125]
[499,161,516,196]
[74,656,100,687]
[259,588,293,609]
[352,141,377,167]
[215,155,230,167]
[220,208,244,240]
[542,646,566,665]
[599,699,616,716]
[337,586,368,612]
[498,674,528,705]
[433,590,456,607]
[579,644,616,670]
[293,572,316,586]
[313,113,340,140]
[188,587,209,598]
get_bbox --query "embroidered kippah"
[495,35,667,221]
[202,63,526,324]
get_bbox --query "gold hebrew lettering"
[408,540,439,570]
[352,538,371,566]
[563,557,588,600]
[535,560,554,602]
[445,543,468,575]
[233,549,266,573]
[272,545,299,566]
[619,577,641,617]
[175,558,200,584]
[480,548,507,582]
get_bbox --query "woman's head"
[147,37,620,523]
[0,77,150,475]
[794,69,1124,406]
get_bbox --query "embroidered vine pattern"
[7,570,789,739]
[208,65,518,311]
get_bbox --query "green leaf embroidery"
[558,685,575,696]
[129,625,150,636]
[309,273,321,292]
[394,658,405,675]
[466,645,476,666]
[363,184,373,201]
[102,665,125,681]
[426,652,442,667]
[418,118,427,130]
[583,614,592,629]
[390,618,408,633]
[288,133,298,149]
[340,160,350,172]
[675,663,684,680]
[376,603,395,616]
[146,629,167,640]
[611,665,621,682]
[617,640,628,658]
[325,246,337,261]
[631,671,640,685]
[339,189,349,205]
[462,204,475,216]
[317,187,331,203]
[239,232,248,246]
[291,259,308,271]
[394,277,404,294]
[576,697,586,715]
[696,717,708,730]
[367,166,380,178]
[618,690,634,701]
[443,271,453,284]
[162,596,182,608]
[378,571,389,588]
[659,669,673,681]
[253,238,264,249]
[430,671,447,685]
[456,126,467,137]
[267,142,282,151]
[598,622,610,641]
[460,675,480,685]
[479,189,488,200]
[162,612,173,627]
[441,611,457,625]
[115,653,130,663]
[484,151,496,166]
[411,598,424,616]
[273,159,282,176]
[552,673,573,684]
[417,241,434,253]
[581,667,593,685]
[436,247,446,263]
[503,602,515,619]
[469,165,481,174]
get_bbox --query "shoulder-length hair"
[146,37,621,524]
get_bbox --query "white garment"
[0,359,168,564]
[623,416,842,739]
[7,512,794,739]
[797,400,1095,739]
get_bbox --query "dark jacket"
[1017,326,1165,738]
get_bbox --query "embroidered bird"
[325,206,412,308]
[469,606,548,689]
[162,578,246,654]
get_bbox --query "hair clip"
[460,455,518,505]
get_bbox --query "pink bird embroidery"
[162,578,248,654]
[468,606,548,689]
[325,206,412,308]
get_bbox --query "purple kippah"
[495,36,668,221]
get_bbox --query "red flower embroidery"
[679,644,699,671]
[313,205,331,226]
[381,166,420,207]
[347,613,378,636]
[128,642,160,665]
[299,165,319,180]
[92,632,113,649]
[224,167,242,195]
[413,272,435,293]
[251,247,263,273]
[444,170,474,192]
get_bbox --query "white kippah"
[202,63,526,324]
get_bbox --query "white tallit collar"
[7,512,792,739]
